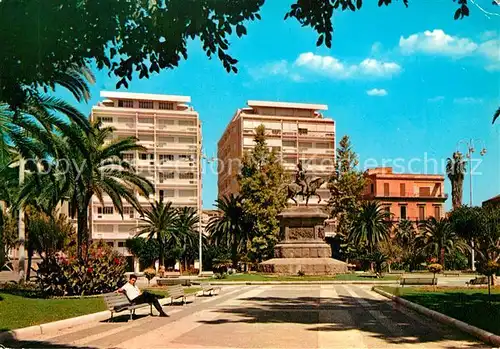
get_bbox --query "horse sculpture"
[286,176,325,206]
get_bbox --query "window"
[179,189,195,197]
[138,117,153,124]
[178,137,195,144]
[400,205,407,220]
[418,206,425,221]
[384,183,390,196]
[384,205,391,214]
[107,242,114,247]
[434,205,441,218]
[419,187,431,197]
[139,153,154,160]
[179,172,195,180]
[178,120,194,126]
[159,172,175,182]
[159,154,175,162]
[159,102,174,110]
[271,129,281,135]
[123,207,134,218]
[179,154,193,161]
[139,101,153,109]
[97,116,113,123]
[370,183,374,193]
[118,100,134,108]
[97,207,114,214]
[400,183,406,196]
[118,242,125,248]
[123,153,134,162]
[283,140,296,147]
[298,128,308,135]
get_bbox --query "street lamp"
[456,138,487,271]
[198,151,215,277]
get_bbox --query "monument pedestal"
[260,207,348,275]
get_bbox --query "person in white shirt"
[117,274,168,317]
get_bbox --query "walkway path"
[4,285,487,348]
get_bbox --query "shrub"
[143,268,156,285]
[214,272,227,279]
[36,241,127,296]
[427,263,443,275]
[297,270,305,277]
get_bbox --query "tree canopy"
[1,0,485,107]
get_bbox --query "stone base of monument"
[259,206,348,276]
[260,257,348,275]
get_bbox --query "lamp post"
[198,151,215,277]
[456,138,487,272]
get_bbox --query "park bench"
[168,284,194,305]
[466,276,488,286]
[200,282,221,296]
[400,278,437,287]
[103,292,152,321]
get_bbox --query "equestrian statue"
[286,161,325,206]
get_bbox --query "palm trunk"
[158,241,164,269]
[26,244,33,281]
[440,248,445,269]
[77,207,89,261]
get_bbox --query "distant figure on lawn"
[117,274,168,317]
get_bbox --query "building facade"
[482,194,500,209]
[218,100,335,205]
[90,92,202,255]
[363,167,447,222]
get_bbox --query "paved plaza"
[4,285,487,349]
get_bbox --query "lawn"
[378,286,500,336]
[0,287,201,331]
[208,273,400,282]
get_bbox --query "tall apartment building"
[90,92,202,257]
[363,167,447,222]
[218,100,335,205]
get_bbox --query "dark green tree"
[174,207,199,273]
[207,194,250,268]
[417,217,467,269]
[328,135,366,237]
[349,201,391,253]
[239,125,287,262]
[126,237,160,269]
[137,200,177,268]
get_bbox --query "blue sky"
[62,1,499,210]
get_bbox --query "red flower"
[87,267,94,273]
[113,258,120,265]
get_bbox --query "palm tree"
[418,217,467,269]
[174,207,199,273]
[21,120,154,260]
[137,200,177,268]
[395,219,416,246]
[207,194,250,268]
[446,151,466,210]
[349,201,392,253]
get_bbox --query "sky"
[61,1,500,210]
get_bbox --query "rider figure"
[296,161,308,196]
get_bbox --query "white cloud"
[294,52,401,79]
[454,97,483,104]
[428,96,445,102]
[366,88,388,97]
[399,29,500,71]
[248,60,303,82]
[480,30,498,41]
[399,29,478,57]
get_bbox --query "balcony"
[156,143,197,151]
[157,125,198,133]
[368,192,448,200]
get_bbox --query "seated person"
[117,274,168,317]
